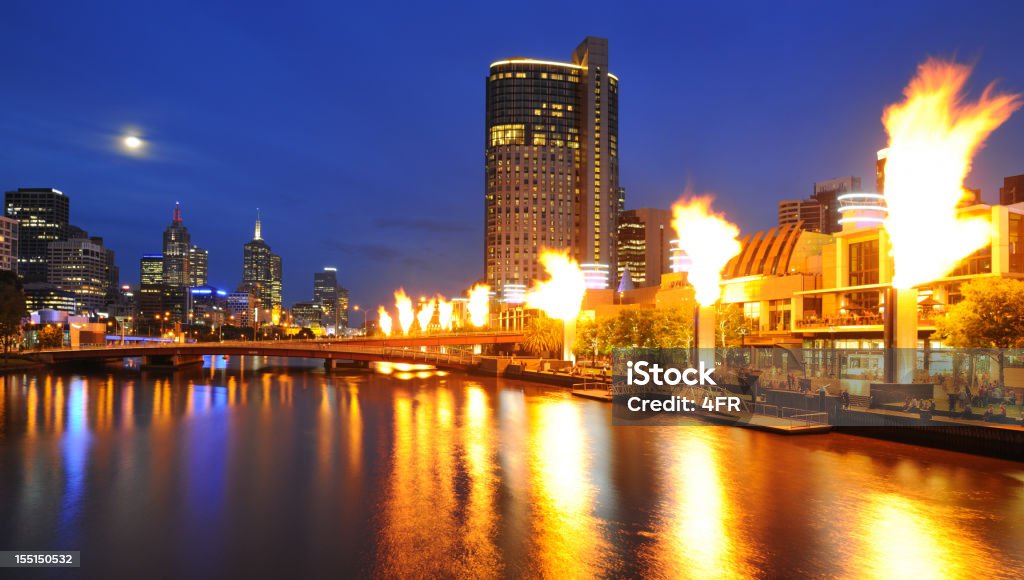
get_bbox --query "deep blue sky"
[3,1,1023,309]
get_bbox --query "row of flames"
[374,59,1019,345]
[376,284,491,337]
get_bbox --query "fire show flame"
[416,299,436,332]
[377,306,392,336]
[525,250,586,321]
[467,284,490,327]
[436,297,454,331]
[670,196,741,306]
[394,289,415,335]
[882,59,1020,289]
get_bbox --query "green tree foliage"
[0,271,27,354]
[522,315,562,357]
[933,278,1024,348]
[570,308,694,358]
[933,277,1024,387]
[37,325,64,349]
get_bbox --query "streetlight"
[353,304,367,336]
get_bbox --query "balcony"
[797,312,941,330]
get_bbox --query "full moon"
[123,135,143,149]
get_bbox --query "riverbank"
[0,356,45,373]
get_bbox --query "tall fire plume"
[436,298,454,331]
[467,284,490,327]
[416,299,436,332]
[378,306,393,337]
[394,289,415,335]
[671,196,741,306]
[883,59,1020,289]
[525,250,586,321]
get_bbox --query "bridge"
[25,332,525,372]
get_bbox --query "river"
[1,357,1022,578]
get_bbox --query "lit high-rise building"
[138,254,164,320]
[4,187,70,283]
[162,203,191,287]
[615,208,672,288]
[0,216,19,273]
[47,237,110,312]
[484,36,619,290]
[241,210,282,315]
[189,245,208,287]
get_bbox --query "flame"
[436,297,454,331]
[467,284,490,327]
[416,299,436,333]
[394,289,415,335]
[883,59,1020,289]
[670,196,741,306]
[525,250,586,321]
[378,307,392,336]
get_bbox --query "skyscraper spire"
[254,208,262,240]
[173,201,182,225]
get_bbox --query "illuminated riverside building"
[585,199,1024,357]
[616,208,672,288]
[485,36,619,291]
[4,187,70,283]
[189,286,228,326]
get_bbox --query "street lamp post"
[353,305,367,336]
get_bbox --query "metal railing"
[781,407,828,426]
[573,381,613,395]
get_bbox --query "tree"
[296,327,315,340]
[522,315,562,357]
[37,324,64,349]
[933,277,1024,386]
[715,303,746,349]
[0,271,27,355]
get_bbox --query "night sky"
[3,0,1023,310]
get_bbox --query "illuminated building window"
[849,240,879,286]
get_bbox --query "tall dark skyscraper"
[138,254,164,320]
[162,203,191,287]
[484,36,619,297]
[4,187,70,283]
[811,176,862,234]
[615,208,672,288]
[1000,174,1024,205]
[313,266,349,330]
[241,210,282,317]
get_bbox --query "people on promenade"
[983,406,995,421]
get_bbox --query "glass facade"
[484,38,618,290]
[848,239,879,286]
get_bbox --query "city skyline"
[4,1,1024,308]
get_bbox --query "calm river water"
[1,357,1022,578]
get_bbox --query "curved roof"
[724,222,821,278]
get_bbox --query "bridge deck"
[24,333,523,371]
